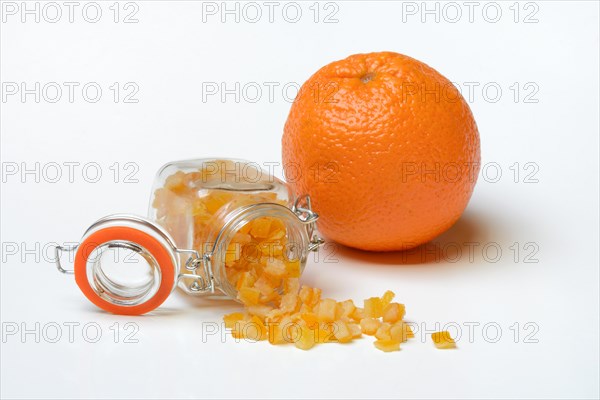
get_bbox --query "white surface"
[1,1,599,399]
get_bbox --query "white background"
[1,1,599,399]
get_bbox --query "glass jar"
[54,158,323,315]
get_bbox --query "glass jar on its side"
[54,159,323,315]
[148,158,323,300]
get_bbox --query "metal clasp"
[175,248,215,294]
[54,245,78,274]
[292,194,325,252]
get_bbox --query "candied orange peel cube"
[432,331,456,349]
[317,298,337,322]
[382,303,406,323]
[374,339,401,352]
[360,318,381,336]
[381,290,395,307]
[390,322,413,343]
[364,297,383,318]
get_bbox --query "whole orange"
[282,52,480,251]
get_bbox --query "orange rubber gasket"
[74,226,176,315]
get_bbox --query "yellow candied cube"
[381,290,395,308]
[375,322,392,341]
[316,322,336,343]
[350,307,364,322]
[390,322,413,342]
[283,277,300,294]
[359,318,381,336]
[374,339,401,352]
[300,313,319,329]
[432,331,456,349]
[246,316,268,341]
[250,217,272,239]
[224,242,241,265]
[294,323,317,350]
[348,323,362,338]
[267,221,286,241]
[253,275,276,297]
[263,259,287,278]
[335,300,356,319]
[205,192,233,214]
[299,286,321,309]
[382,303,406,323]
[238,287,261,305]
[231,318,266,340]
[333,320,353,343]
[317,298,337,322]
[279,292,299,313]
[246,305,273,320]
[268,317,289,345]
[364,297,383,318]
[260,242,284,258]
[235,271,256,291]
[223,312,245,329]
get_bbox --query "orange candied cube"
[267,218,286,239]
[316,322,336,343]
[223,312,245,329]
[316,298,337,322]
[350,307,364,322]
[279,292,299,313]
[238,287,261,305]
[285,259,301,278]
[300,313,319,329]
[374,339,401,352]
[204,191,233,214]
[283,277,300,294]
[299,286,321,309]
[432,331,456,349]
[359,318,381,336]
[260,242,284,258]
[381,290,395,307]
[246,316,268,341]
[263,259,287,278]
[246,305,273,320]
[253,275,276,297]
[390,322,413,342]
[232,316,267,341]
[333,320,353,343]
[382,303,406,323]
[224,242,242,265]
[267,324,285,345]
[363,297,383,318]
[235,271,256,291]
[348,323,362,338]
[250,217,272,239]
[237,221,253,235]
[335,300,356,319]
[294,323,317,350]
[375,322,392,341]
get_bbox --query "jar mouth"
[74,215,180,313]
[86,241,162,306]
[208,203,310,299]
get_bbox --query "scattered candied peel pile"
[223,216,415,352]
[153,167,454,351]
